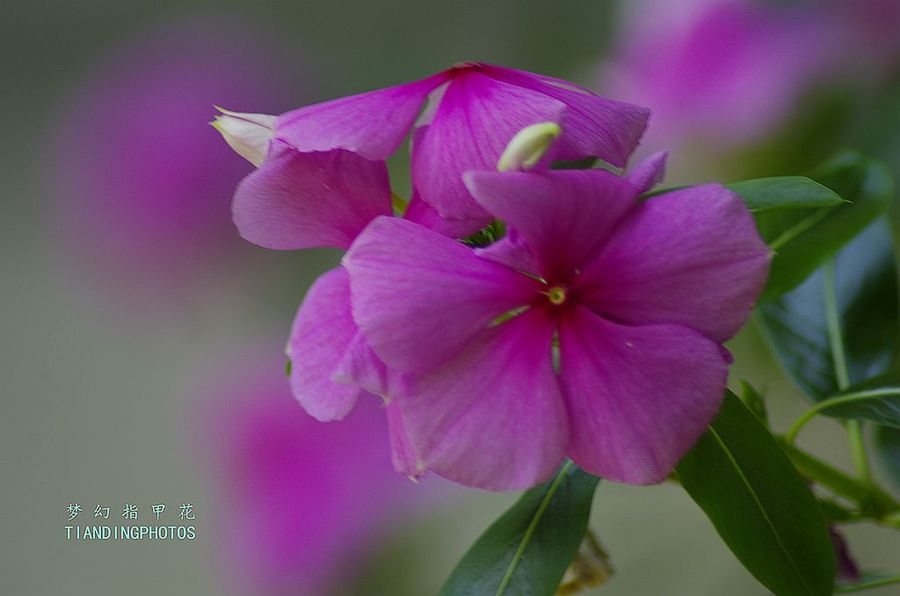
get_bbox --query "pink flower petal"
[233,146,392,250]
[287,267,364,420]
[386,402,424,480]
[411,71,567,221]
[402,192,486,238]
[464,169,637,281]
[330,330,403,400]
[627,150,668,194]
[343,216,540,372]
[475,228,540,276]
[484,64,650,166]
[398,308,567,490]
[275,73,446,160]
[577,184,771,342]
[559,305,728,484]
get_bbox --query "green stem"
[784,388,900,445]
[782,443,899,520]
[836,573,900,593]
[823,260,872,482]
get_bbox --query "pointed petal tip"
[211,107,276,167]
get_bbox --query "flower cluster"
[214,62,770,491]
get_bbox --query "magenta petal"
[343,216,540,371]
[233,147,392,250]
[287,267,364,421]
[399,308,567,490]
[475,228,540,276]
[402,192,486,238]
[484,64,650,166]
[330,330,403,400]
[627,150,668,194]
[577,184,771,342]
[465,169,638,281]
[559,306,728,484]
[411,72,567,221]
[275,74,446,160]
[387,402,424,480]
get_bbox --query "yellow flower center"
[547,286,567,306]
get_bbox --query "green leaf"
[440,462,599,596]
[875,425,900,489]
[757,216,898,401]
[726,176,845,213]
[738,380,769,425]
[801,373,900,429]
[677,392,836,596]
[757,152,892,302]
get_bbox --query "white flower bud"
[496,122,562,172]
[211,106,276,167]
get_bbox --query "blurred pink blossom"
[194,345,425,595]
[604,0,840,149]
[50,18,299,301]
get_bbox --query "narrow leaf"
[440,462,599,596]
[757,152,892,302]
[678,392,836,596]
[727,176,845,213]
[807,373,900,428]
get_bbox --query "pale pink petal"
[233,146,392,250]
[387,402,424,480]
[464,169,638,281]
[484,64,650,166]
[343,216,540,371]
[577,184,771,342]
[627,150,668,194]
[411,72,567,221]
[287,267,364,420]
[559,306,728,484]
[275,73,446,160]
[399,308,567,490]
[402,192,485,238]
[330,330,404,400]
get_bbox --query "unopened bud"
[211,106,276,167]
[497,122,562,172]
[556,530,614,595]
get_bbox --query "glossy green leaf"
[677,392,835,596]
[804,373,900,428]
[738,380,769,425]
[757,217,898,401]
[726,176,845,213]
[440,462,599,596]
[757,152,892,302]
[875,425,900,489]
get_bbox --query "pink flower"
[604,0,838,147]
[220,62,649,232]
[227,145,457,476]
[196,348,420,595]
[343,167,770,490]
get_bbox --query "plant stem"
[823,260,872,482]
[836,573,900,593]
[784,388,900,445]
[782,442,899,520]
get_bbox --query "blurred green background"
[1,1,898,594]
